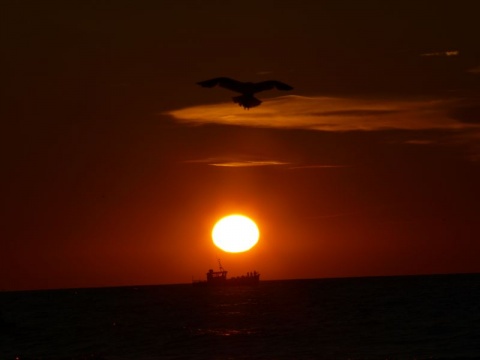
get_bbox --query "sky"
[1,0,480,291]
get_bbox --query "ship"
[193,260,260,286]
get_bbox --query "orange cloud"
[184,158,289,167]
[210,160,288,167]
[421,50,459,57]
[167,95,478,132]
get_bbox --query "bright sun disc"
[212,215,259,253]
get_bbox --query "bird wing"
[253,80,293,93]
[197,77,245,93]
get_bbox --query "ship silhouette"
[193,260,260,286]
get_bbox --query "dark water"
[1,274,479,359]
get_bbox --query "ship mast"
[217,258,225,272]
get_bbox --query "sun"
[212,214,260,253]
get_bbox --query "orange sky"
[1,0,480,291]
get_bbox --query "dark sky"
[2,0,480,290]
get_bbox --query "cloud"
[167,95,479,133]
[184,157,351,169]
[210,160,287,167]
[184,158,289,167]
[421,50,459,57]
[309,110,401,117]
[168,95,480,161]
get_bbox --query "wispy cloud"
[168,95,480,160]
[184,158,289,167]
[421,50,459,57]
[210,160,287,167]
[168,95,479,132]
[184,157,350,169]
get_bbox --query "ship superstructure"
[193,260,260,286]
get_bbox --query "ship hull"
[193,274,260,287]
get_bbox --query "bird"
[197,77,293,109]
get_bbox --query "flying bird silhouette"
[197,77,293,109]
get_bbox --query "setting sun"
[212,214,260,253]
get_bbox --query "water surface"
[1,274,479,359]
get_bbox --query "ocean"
[1,274,479,359]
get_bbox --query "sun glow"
[212,215,259,253]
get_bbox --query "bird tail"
[232,95,262,110]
